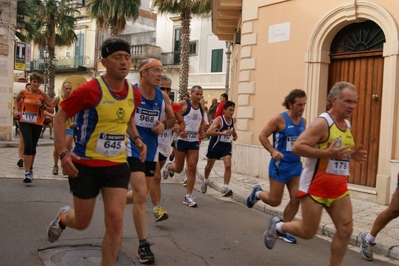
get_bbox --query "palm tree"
[86,0,141,36]
[23,0,79,98]
[151,0,211,95]
[16,0,34,43]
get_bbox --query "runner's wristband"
[133,136,143,142]
[59,150,70,160]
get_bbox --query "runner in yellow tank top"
[263,82,367,266]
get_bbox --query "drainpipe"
[225,41,232,94]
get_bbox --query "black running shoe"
[137,242,155,264]
[17,159,23,168]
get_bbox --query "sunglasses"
[160,87,171,92]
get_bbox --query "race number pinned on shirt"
[95,133,125,156]
[135,108,159,128]
[186,131,198,141]
[22,112,38,123]
[326,158,350,175]
[220,129,232,143]
[286,136,298,151]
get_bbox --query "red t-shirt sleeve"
[172,103,183,113]
[60,79,101,117]
[214,101,226,119]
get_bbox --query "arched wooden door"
[327,21,385,187]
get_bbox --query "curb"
[196,172,399,262]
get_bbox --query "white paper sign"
[269,22,290,43]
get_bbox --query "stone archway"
[304,1,399,203]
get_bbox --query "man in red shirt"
[214,93,228,119]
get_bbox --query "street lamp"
[225,41,232,94]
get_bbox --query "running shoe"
[359,232,375,261]
[47,206,71,243]
[137,241,155,264]
[183,195,197,207]
[246,185,262,208]
[162,162,172,180]
[23,172,32,183]
[279,232,297,244]
[222,187,233,197]
[264,216,282,249]
[52,165,59,175]
[62,169,67,176]
[50,136,54,140]
[169,169,174,177]
[17,159,23,168]
[201,180,208,194]
[154,206,169,222]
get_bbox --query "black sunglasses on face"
[160,87,171,92]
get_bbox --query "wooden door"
[328,51,383,187]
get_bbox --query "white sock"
[186,194,191,198]
[255,191,261,199]
[223,185,228,189]
[276,222,283,234]
[153,205,160,212]
[366,233,376,244]
[204,179,208,184]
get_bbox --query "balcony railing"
[97,44,161,61]
[30,56,91,71]
[161,51,180,66]
[131,44,161,59]
[188,73,226,89]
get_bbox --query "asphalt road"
[0,177,397,265]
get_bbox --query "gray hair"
[327,81,356,109]
[160,74,172,84]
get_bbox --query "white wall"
[156,14,227,75]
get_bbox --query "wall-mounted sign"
[0,43,8,56]
[15,42,26,70]
[15,62,25,70]
[268,22,291,43]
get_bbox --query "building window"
[211,49,223,72]
[74,32,85,67]
[330,20,385,54]
[189,41,197,55]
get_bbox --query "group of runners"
[13,36,399,265]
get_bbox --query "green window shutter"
[211,49,223,72]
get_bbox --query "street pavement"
[1,134,399,263]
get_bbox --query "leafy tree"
[16,0,34,43]
[151,0,211,95]
[23,0,79,98]
[86,0,141,36]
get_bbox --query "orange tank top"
[19,89,45,125]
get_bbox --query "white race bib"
[135,108,159,128]
[286,136,297,151]
[95,133,125,156]
[220,131,232,143]
[22,112,38,123]
[186,131,198,141]
[326,158,350,175]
